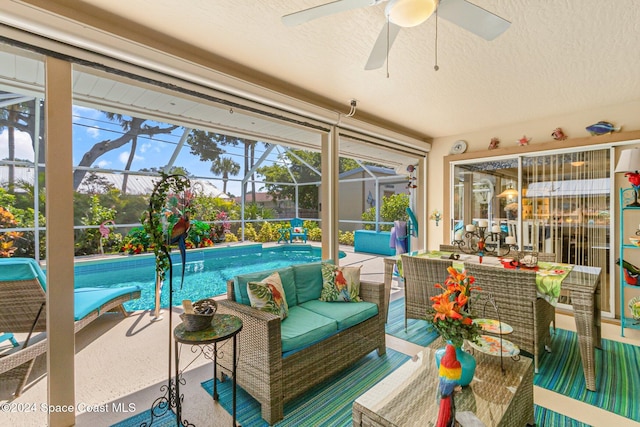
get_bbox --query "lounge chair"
[288,218,308,243]
[0,258,142,397]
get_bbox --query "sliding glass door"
[451,147,611,313]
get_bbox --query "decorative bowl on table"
[180,298,217,331]
[519,253,538,268]
[629,237,640,247]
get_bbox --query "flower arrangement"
[426,266,482,348]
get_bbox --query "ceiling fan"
[282,0,510,70]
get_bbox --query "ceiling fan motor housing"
[386,0,438,28]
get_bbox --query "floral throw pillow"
[247,271,289,320]
[320,262,362,302]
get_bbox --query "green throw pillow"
[320,262,362,302]
[247,271,289,320]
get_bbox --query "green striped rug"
[110,408,176,426]
[535,328,640,422]
[534,405,591,426]
[385,297,440,346]
[202,349,409,427]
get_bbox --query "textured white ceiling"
[17,0,640,140]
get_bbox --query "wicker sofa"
[217,261,387,425]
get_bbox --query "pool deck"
[0,242,399,426]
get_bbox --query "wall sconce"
[430,209,442,226]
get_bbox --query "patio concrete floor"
[1,242,638,426]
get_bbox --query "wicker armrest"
[359,280,386,324]
[216,298,283,382]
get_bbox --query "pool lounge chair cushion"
[73,286,142,320]
[0,257,142,397]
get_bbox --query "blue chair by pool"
[288,218,308,243]
[0,258,142,397]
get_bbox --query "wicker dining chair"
[464,262,554,373]
[400,255,453,330]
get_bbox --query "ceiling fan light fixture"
[386,0,438,28]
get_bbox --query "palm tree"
[210,157,240,195]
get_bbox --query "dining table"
[383,250,602,391]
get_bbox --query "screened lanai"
[0,41,429,262]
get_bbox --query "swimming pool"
[73,244,345,311]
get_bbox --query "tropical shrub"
[307,227,321,242]
[257,221,277,242]
[362,193,409,231]
[225,232,239,243]
[244,223,258,241]
[121,226,151,254]
[338,230,354,246]
[76,195,120,256]
[0,207,22,257]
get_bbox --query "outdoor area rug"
[535,328,640,422]
[534,405,591,427]
[202,348,409,427]
[385,297,440,347]
[110,408,176,427]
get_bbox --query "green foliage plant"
[257,221,275,242]
[243,223,258,241]
[338,230,354,246]
[76,195,118,255]
[361,193,409,231]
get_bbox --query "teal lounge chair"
[288,218,308,243]
[0,258,142,397]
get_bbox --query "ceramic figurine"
[517,135,531,146]
[488,137,499,150]
[585,121,621,136]
[436,344,462,427]
[551,127,567,140]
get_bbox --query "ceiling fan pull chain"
[434,8,439,71]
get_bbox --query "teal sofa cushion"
[292,261,326,304]
[281,306,338,353]
[234,267,297,307]
[300,300,378,330]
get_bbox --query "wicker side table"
[353,343,533,427]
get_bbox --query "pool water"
[74,244,343,311]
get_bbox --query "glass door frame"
[447,144,626,320]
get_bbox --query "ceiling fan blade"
[282,0,378,27]
[437,0,511,41]
[365,22,401,70]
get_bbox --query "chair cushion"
[247,272,289,320]
[299,300,378,330]
[234,267,297,307]
[73,286,141,320]
[320,263,362,302]
[291,262,325,304]
[281,306,338,353]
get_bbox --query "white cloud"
[73,105,101,119]
[96,160,111,168]
[118,150,144,165]
[0,129,35,161]
[139,142,151,153]
[87,126,100,138]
